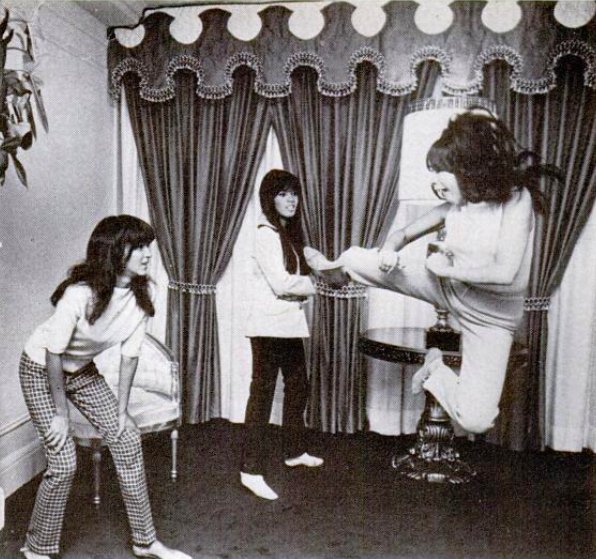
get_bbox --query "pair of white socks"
[241,453,324,500]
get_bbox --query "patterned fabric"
[19,353,156,555]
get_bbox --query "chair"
[68,333,181,505]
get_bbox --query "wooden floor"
[1,420,594,559]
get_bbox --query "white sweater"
[25,283,150,372]
[245,217,315,338]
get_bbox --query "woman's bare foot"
[303,247,350,288]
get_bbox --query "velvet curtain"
[270,62,440,433]
[482,57,596,450]
[123,68,270,423]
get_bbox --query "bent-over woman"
[19,215,191,559]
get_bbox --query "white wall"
[0,0,115,497]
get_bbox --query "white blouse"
[25,283,150,372]
[245,216,315,338]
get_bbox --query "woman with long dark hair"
[241,169,323,500]
[305,109,560,435]
[19,215,191,559]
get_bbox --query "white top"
[24,283,150,372]
[444,201,502,269]
[444,188,534,295]
[245,216,315,338]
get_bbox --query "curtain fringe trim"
[109,40,596,102]
[524,297,550,311]
[408,96,497,114]
[315,281,367,299]
[168,280,217,295]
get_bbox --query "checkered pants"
[19,352,157,555]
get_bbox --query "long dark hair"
[426,108,561,213]
[259,169,310,275]
[51,215,156,324]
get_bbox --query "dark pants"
[242,337,309,474]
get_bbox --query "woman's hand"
[377,249,400,273]
[45,414,70,453]
[425,252,453,278]
[117,411,140,439]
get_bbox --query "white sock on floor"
[240,472,279,500]
[284,452,324,468]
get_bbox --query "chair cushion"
[99,362,173,396]
[69,388,179,440]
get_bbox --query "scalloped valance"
[108,0,596,101]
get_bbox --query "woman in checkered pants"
[19,216,192,559]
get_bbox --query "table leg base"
[392,450,475,484]
[391,393,476,484]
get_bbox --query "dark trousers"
[242,337,309,474]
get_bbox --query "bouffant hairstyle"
[51,215,155,323]
[259,169,310,275]
[426,109,559,213]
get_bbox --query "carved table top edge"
[358,327,527,369]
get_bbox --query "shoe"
[240,472,279,500]
[132,540,192,559]
[411,347,443,394]
[284,452,324,468]
[303,247,350,288]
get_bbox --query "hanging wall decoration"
[0,8,47,187]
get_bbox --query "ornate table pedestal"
[359,327,474,484]
[391,392,475,484]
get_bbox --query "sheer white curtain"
[365,204,440,436]
[364,104,460,436]
[116,104,286,423]
[545,202,596,452]
[116,96,168,343]
[215,128,287,424]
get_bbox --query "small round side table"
[359,326,526,484]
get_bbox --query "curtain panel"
[123,69,270,423]
[482,57,596,450]
[270,62,440,433]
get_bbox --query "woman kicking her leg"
[305,109,560,435]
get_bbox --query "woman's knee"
[455,404,498,434]
[48,444,77,480]
[108,429,143,465]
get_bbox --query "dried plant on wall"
[0,7,47,187]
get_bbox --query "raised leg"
[91,440,103,506]
[170,429,178,481]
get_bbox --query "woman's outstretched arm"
[381,202,450,252]
[45,350,70,453]
[117,355,141,437]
